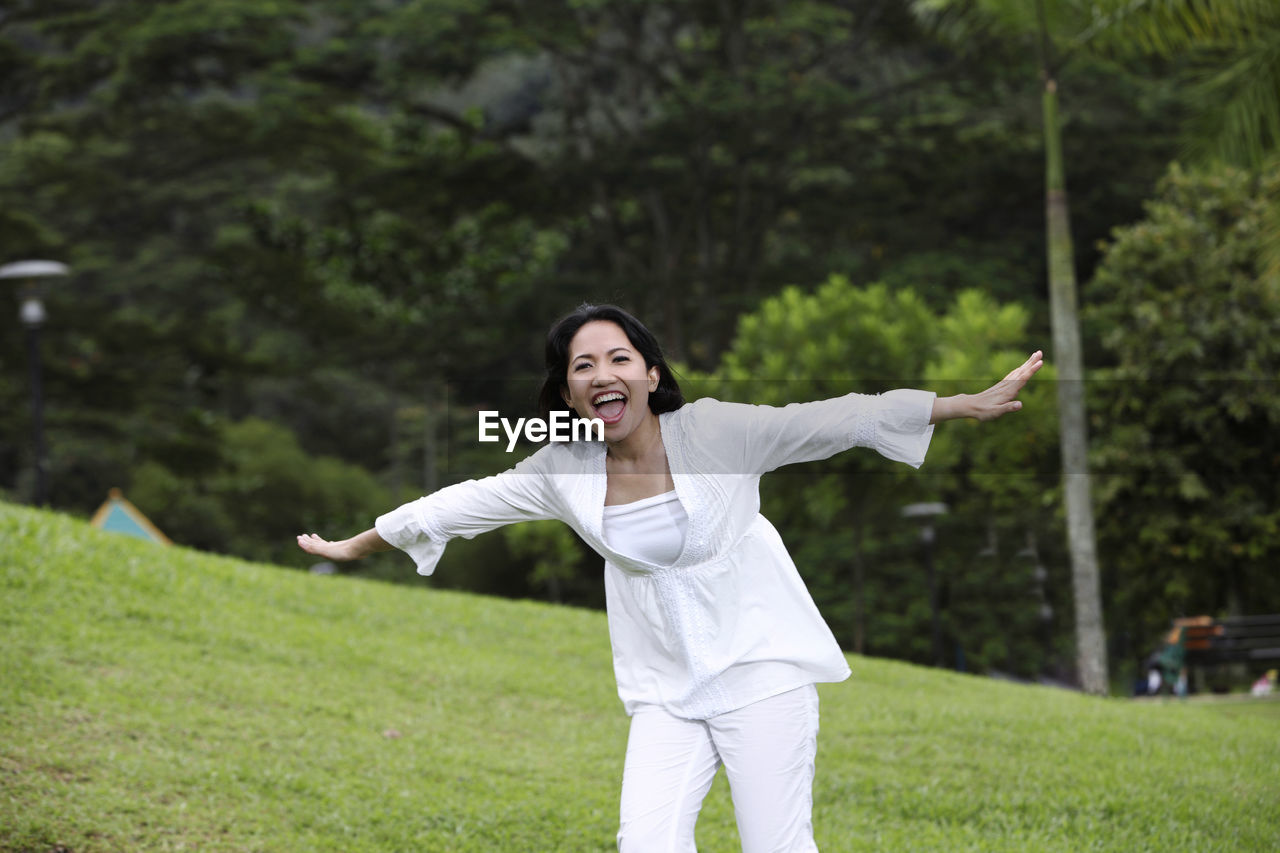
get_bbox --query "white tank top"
[601,490,688,566]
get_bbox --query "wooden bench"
[1179,615,1280,666]
[1152,615,1280,694]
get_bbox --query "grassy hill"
[2,501,1277,852]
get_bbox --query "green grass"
[3,502,1278,852]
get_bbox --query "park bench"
[1178,615,1280,667]
[1144,615,1280,695]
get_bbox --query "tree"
[691,277,936,655]
[0,0,563,513]
[129,417,395,569]
[912,0,1112,693]
[502,520,587,604]
[694,277,1065,676]
[924,289,1063,676]
[1091,1,1280,169]
[1091,0,1280,275]
[503,0,1072,362]
[1086,163,1280,666]
[0,0,1181,598]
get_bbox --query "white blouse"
[375,390,936,720]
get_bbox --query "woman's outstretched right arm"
[296,528,394,562]
[295,447,562,575]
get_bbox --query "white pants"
[617,684,821,853]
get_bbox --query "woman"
[297,303,1042,852]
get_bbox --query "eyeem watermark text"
[479,411,604,451]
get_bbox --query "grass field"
[3,501,1277,852]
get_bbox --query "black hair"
[537,303,685,424]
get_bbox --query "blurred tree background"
[2,0,1275,690]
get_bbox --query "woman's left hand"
[929,350,1044,424]
[967,350,1044,421]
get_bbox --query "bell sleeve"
[374,451,559,576]
[685,389,937,475]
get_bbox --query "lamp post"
[1017,531,1054,668]
[1,260,70,507]
[902,501,949,668]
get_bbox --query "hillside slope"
[2,503,1277,852]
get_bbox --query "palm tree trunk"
[1042,77,1110,695]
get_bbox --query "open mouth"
[591,390,627,424]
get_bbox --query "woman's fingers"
[997,351,1044,396]
[1004,350,1044,382]
[297,533,352,561]
[297,533,330,555]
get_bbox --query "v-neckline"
[591,410,692,570]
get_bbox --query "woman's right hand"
[296,528,393,562]
[296,533,355,561]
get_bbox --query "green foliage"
[4,502,1280,851]
[689,277,937,664]
[504,0,1175,360]
[0,0,1185,633]
[926,288,1059,519]
[0,0,576,583]
[1084,0,1280,280]
[718,277,935,392]
[501,518,588,604]
[696,277,1064,678]
[923,289,1065,677]
[1085,163,1280,655]
[129,416,393,569]
[1087,0,1280,170]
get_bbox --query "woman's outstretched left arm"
[929,350,1044,424]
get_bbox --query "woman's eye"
[573,362,590,372]
[613,355,630,363]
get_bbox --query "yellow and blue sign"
[89,488,172,546]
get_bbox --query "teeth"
[593,392,625,405]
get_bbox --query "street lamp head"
[0,260,71,280]
[901,502,948,519]
[2,259,69,328]
[901,502,948,546]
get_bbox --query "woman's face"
[561,320,660,444]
